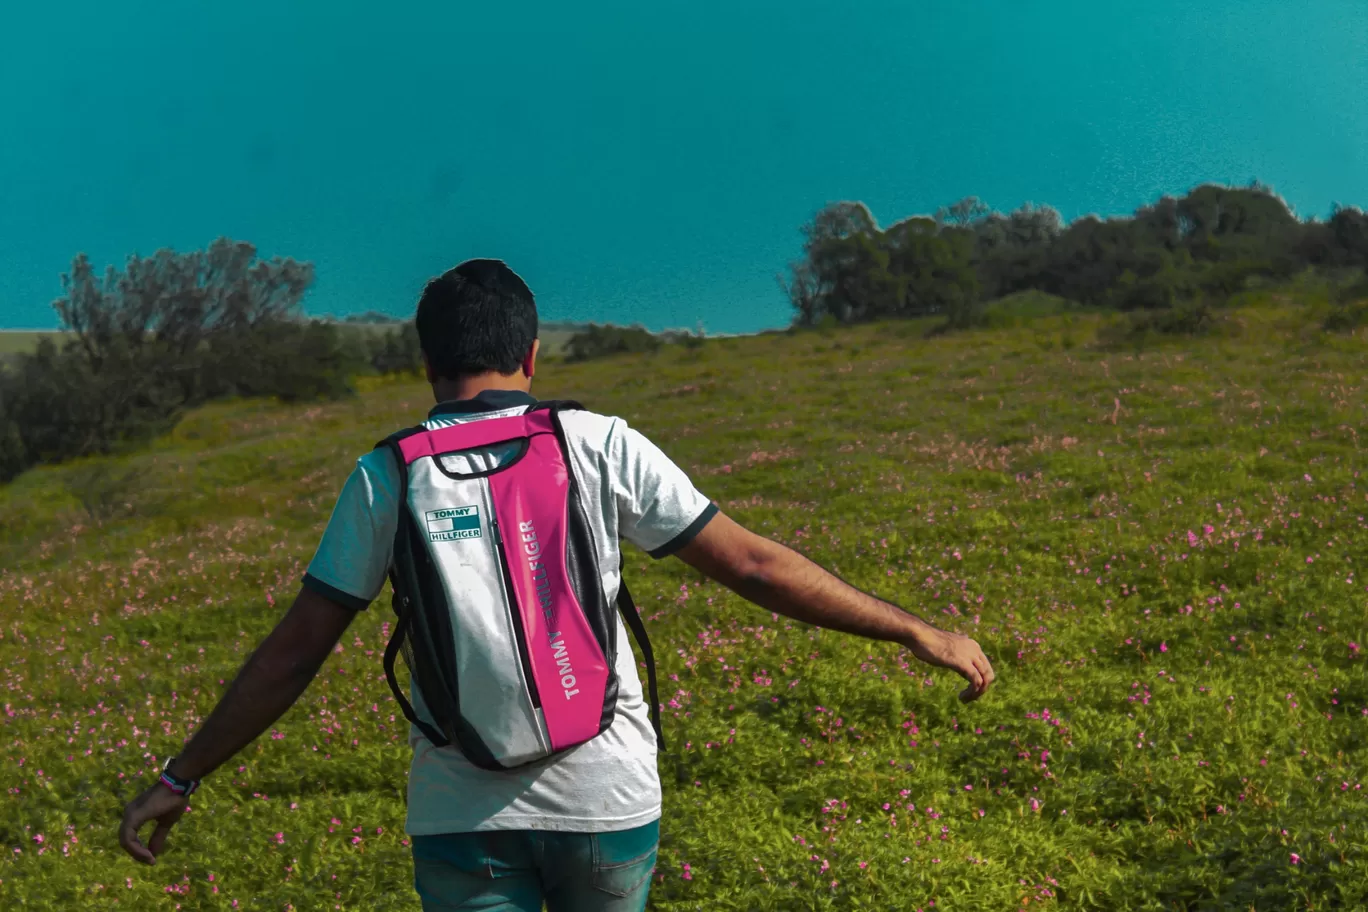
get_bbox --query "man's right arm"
[674,511,995,702]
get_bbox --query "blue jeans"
[411,819,659,912]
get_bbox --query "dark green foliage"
[1097,299,1219,347]
[0,337,184,483]
[0,238,362,483]
[1324,275,1368,332]
[785,183,1367,333]
[366,321,423,376]
[0,380,27,483]
[782,204,980,326]
[341,310,399,324]
[63,461,149,521]
[1324,302,1368,332]
[564,323,663,362]
[659,326,708,350]
[246,321,359,403]
[195,319,363,403]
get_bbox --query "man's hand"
[905,629,996,703]
[111,587,356,867]
[119,783,189,865]
[676,511,998,703]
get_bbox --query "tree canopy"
[783,184,1368,327]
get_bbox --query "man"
[119,259,995,911]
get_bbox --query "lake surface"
[1,0,1365,333]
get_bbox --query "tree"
[885,217,979,317]
[564,324,662,362]
[56,240,312,365]
[786,203,902,325]
[1174,184,1299,259]
[779,259,823,327]
[935,196,991,229]
[53,238,316,406]
[369,322,423,375]
[1132,196,1184,251]
[805,201,879,245]
[1330,205,1368,266]
[786,202,982,326]
[970,203,1064,298]
[1,238,353,483]
[803,231,903,324]
[0,371,28,483]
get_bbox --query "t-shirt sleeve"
[302,450,399,610]
[607,419,717,558]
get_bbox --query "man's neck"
[431,374,531,404]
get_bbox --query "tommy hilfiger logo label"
[425,506,482,541]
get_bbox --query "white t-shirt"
[302,390,716,835]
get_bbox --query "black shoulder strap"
[529,399,588,413]
[615,554,666,751]
[381,569,451,749]
[376,428,453,749]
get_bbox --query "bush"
[0,338,183,483]
[1323,275,1368,332]
[196,319,362,402]
[659,325,707,350]
[1323,303,1368,332]
[0,389,25,483]
[1096,299,1218,348]
[564,323,662,362]
[63,460,149,522]
[367,322,423,375]
[1,238,358,484]
[1109,266,1197,312]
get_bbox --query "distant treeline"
[0,239,424,483]
[562,323,705,362]
[782,183,1368,328]
[0,235,704,483]
[6,184,1366,484]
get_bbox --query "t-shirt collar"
[428,389,538,418]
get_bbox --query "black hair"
[415,259,538,380]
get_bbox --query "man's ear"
[421,350,437,385]
[523,339,540,380]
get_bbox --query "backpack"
[376,400,665,771]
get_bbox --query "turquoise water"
[1,1,1365,333]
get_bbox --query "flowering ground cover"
[2,304,1366,910]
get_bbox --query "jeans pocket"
[590,844,658,899]
[411,833,508,909]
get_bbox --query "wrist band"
[159,756,200,797]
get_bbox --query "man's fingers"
[957,659,979,689]
[119,812,156,865]
[147,819,175,858]
[960,663,984,692]
[973,654,996,690]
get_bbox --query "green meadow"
[1,300,1366,910]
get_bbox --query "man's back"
[302,388,717,836]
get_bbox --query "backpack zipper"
[490,516,543,710]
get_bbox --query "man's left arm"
[118,587,357,864]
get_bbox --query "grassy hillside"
[1,303,1366,910]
